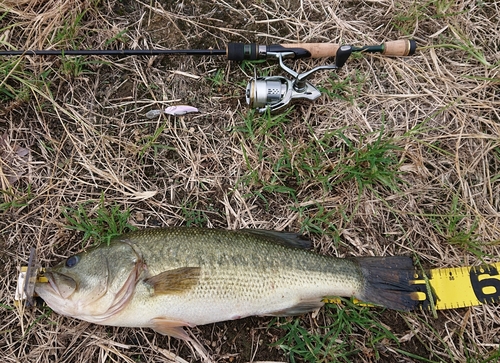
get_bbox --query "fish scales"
[114,228,362,326]
[35,227,419,354]
[128,227,361,294]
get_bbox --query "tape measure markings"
[415,262,500,310]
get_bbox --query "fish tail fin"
[354,256,419,311]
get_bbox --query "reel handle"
[335,45,353,67]
[280,39,417,57]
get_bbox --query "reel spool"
[246,45,353,113]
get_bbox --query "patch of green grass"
[206,69,226,87]
[237,113,403,207]
[425,42,494,68]
[0,186,32,212]
[239,59,268,73]
[49,9,104,77]
[0,54,57,112]
[62,195,136,246]
[104,29,128,46]
[60,55,101,77]
[283,134,336,191]
[237,109,298,203]
[446,224,489,261]
[331,127,404,193]
[273,301,432,363]
[319,70,366,105]
[392,0,463,35]
[237,108,291,141]
[180,201,210,227]
[291,203,342,242]
[0,58,36,102]
[138,121,175,158]
[237,111,333,199]
[51,8,87,47]
[430,194,491,260]
[419,23,497,68]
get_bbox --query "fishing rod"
[1,39,417,112]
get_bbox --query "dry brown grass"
[1,0,500,362]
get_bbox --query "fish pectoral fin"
[145,267,201,295]
[265,298,324,316]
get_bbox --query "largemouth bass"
[35,227,418,354]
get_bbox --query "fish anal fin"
[265,298,324,317]
[145,267,201,295]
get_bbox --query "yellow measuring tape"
[413,262,500,310]
[325,262,500,310]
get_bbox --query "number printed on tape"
[414,262,500,310]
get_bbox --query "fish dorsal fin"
[242,229,312,249]
[145,267,201,295]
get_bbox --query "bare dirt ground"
[1,0,499,362]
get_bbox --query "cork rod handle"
[281,39,417,58]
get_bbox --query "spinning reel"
[246,45,353,113]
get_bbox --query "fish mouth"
[42,270,77,299]
[42,272,60,296]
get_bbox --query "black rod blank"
[0,49,227,57]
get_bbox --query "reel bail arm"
[246,45,353,113]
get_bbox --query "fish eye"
[65,255,80,268]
